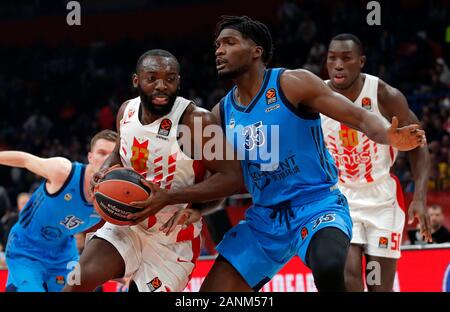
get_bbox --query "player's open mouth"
[333,74,346,84]
[152,95,169,105]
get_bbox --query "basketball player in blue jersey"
[183,16,425,292]
[1,130,117,292]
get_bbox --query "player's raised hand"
[387,116,426,151]
[160,207,201,236]
[127,179,171,224]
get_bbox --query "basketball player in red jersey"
[63,49,243,292]
[321,34,432,291]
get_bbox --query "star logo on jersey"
[361,97,372,110]
[265,88,277,105]
[64,193,72,201]
[60,215,84,230]
[158,118,172,136]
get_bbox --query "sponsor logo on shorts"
[177,257,190,263]
[158,118,172,136]
[378,236,389,249]
[56,276,65,285]
[147,277,162,292]
[301,227,308,240]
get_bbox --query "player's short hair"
[135,49,180,73]
[90,129,118,151]
[330,33,364,55]
[216,15,274,64]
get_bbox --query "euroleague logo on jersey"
[158,118,172,136]
[265,88,277,105]
[361,97,372,110]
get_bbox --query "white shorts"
[339,175,406,259]
[93,222,200,292]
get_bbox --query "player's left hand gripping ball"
[387,116,426,151]
[127,179,171,223]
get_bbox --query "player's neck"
[140,104,163,125]
[233,65,266,106]
[332,74,365,102]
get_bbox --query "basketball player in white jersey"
[63,49,243,292]
[321,34,432,291]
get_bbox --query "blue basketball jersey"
[7,162,101,259]
[220,68,339,207]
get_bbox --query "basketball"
[93,167,150,225]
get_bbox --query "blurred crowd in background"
[1,0,450,256]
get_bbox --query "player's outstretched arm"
[280,69,426,151]
[378,81,432,242]
[0,151,71,188]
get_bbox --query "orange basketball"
[93,167,150,225]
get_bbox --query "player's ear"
[253,46,263,60]
[360,55,366,69]
[132,73,138,88]
[87,151,93,164]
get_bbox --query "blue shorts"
[216,191,352,290]
[5,230,79,292]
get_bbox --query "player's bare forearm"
[191,198,225,216]
[357,110,390,145]
[0,151,32,168]
[0,151,70,182]
[167,170,243,205]
[408,145,430,202]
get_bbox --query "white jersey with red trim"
[321,74,398,188]
[118,96,204,243]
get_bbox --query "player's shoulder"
[376,77,406,104]
[182,101,219,127]
[279,68,324,93]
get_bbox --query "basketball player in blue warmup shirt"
[164,16,426,292]
[1,130,116,292]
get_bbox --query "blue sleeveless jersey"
[220,68,339,207]
[7,162,101,261]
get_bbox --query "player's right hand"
[89,164,121,196]
[387,116,426,151]
[160,207,201,236]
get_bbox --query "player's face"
[327,40,365,90]
[88,138,116,173]
[133,56,180,116]
[215,28,255,79]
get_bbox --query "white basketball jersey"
[119,96,204,242]
[321,74,397,188]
